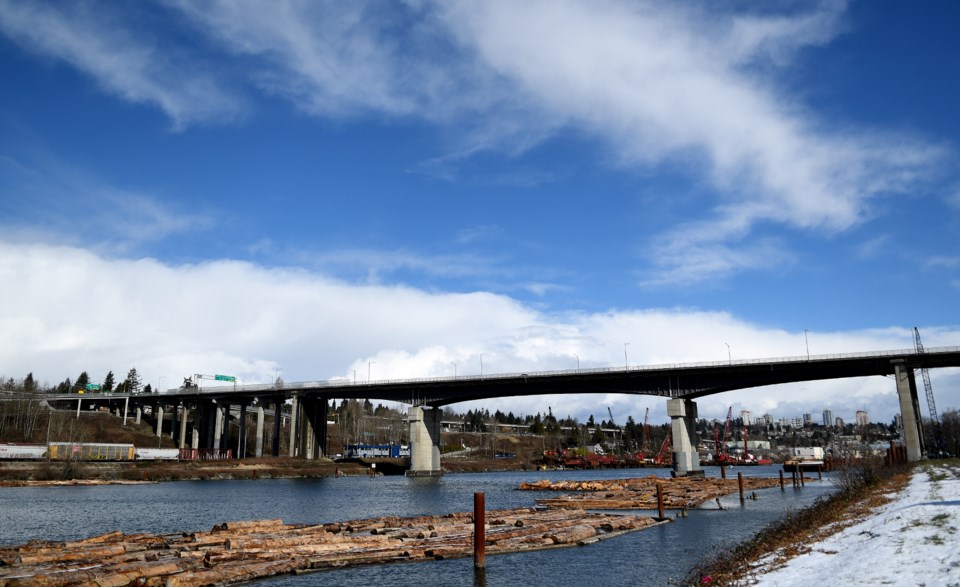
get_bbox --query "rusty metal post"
[474,492,485,569]
[800,469,805,486]
[779,469,785,491]
[817,464,822,480]
[720,464,726,479]
[656,482,665,520]
[737,471,745,503]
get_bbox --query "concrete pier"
[895,363,925,462]
[667,398,702,477]
[407,406,443,476]
[255,405,265,458]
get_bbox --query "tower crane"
[914,327,944,455]
[914,327,939,424]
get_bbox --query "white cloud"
[2,240,958,424]
[0,2,245,129]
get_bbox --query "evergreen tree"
[124,368,142,394]
[23,372,35,393]
[103,371,115,393]
[142,383,153,394]
[75,371,90,391]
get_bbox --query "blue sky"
[1,1,958,425]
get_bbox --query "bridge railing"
[176,345,960,395]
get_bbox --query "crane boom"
[914,327,939,424]
[721,406,733,454]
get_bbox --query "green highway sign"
[85,384,101,391]
[214,374,236,382]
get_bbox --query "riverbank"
[689,459,960,586]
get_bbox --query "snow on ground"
[750,462,960,586]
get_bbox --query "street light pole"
[479,355,484,377]
[368,362,375,383]
[725,343,731,364]
[804,330,810,360]
[624,343,630,369]
[572,353,579,371]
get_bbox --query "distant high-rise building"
[856,410,869,427]
[822,409,833,427]
[792,417,803,429]
[835,417,845,428]
[894,413,903,431]
[762,414,774,426]
[740,410,752,426]
[803,413,812,426]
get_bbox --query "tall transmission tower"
[913,327,939,424]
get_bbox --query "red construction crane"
[721,406,733,455]
[655,434,671,465]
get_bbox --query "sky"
[1,0,958,427]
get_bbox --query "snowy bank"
[750,462,960,586]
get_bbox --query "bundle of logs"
[518,475,783,509]
[0,509,665,587]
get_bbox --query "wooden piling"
[720,465,726,479]
[474,492,485,569]
[737,472,744,503]
[779,469,785,491]
[656,483,665,520]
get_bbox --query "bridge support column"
[895,364,925,462]
[179,406,189,450]
[220,402,231,453]
[237,403,247,459]
[155,406,164,437]
[135,407,142,425]
[406,406,443,476]
[255,404,265,458]
[667,398,702,477]
[213,406,223,450]
[297,398,328,459]
[170,404,178,440]
[288,397,299,458]
[272,400,282,457]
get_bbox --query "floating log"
[0,510,666,586]
[520,475,783,509]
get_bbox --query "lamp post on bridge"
[572,353,579,371]
[479,355,484,377]
[624,343,630,369]
[368,362,375,383]
[804,330,810,360]
[452,362,457,378]
[725,343,731,364]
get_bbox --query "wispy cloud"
[433,1,948,283]
[0,1,951,286]
[0,149,213,251]
[0,1,245,130]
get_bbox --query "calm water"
[0,467,836,586]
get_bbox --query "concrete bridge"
[40,346,960,476]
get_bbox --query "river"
[0,467,836,586]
